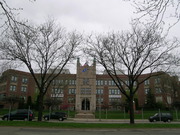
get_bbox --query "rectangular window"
[155,87,162,93]
[96,80,103,86]
[108,80,112,85]
[109,89,120,95]
[100,80,104,85]
[52,88,63,94]
[52,80,63,86]
[96,89,103,94]
[10,85,16,91]
[21,86,27,92]
[104,80,107,85]
[11,76,17,82]
[109,97,120,103]
[22,78,28,84]
[69,80,76,85]
[155,78,160,84]
[145,88,149,94]
[145,80,150,85]
[68,88,76,94]
[112,81,116,86]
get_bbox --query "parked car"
[43,112,67,121]
[149,113,173,122]
[2,109,34,121]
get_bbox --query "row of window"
[145,87,163,94]
[9,86,162,95]
[96,80,116,86]
[144,78,161,85]
[52,79,76,86]
[11,76,28,84]
[96,80,138,86]
[10,85,27,92]
[51,88,121,95]
[10,76,161,87]
[109,89,120,95]
[53,78,161,86]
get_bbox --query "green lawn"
[0,121,180,129]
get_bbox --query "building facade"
[0,59,179,110]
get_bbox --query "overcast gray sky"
[4,0,179,36]
[4,0,138,33]
[2,0,180,73]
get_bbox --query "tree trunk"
[129,99,135,124]
[37,93,44,121]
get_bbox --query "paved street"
[0,127,180,135]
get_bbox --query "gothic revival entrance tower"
[75,58,96,113]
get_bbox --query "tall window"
[10,85,16,91]
[96,80,103,85]
[155,78,160,84]
[155,87,162,93]
[144,80,150,85]
[22,78,28,84]
[104,80,107,85]
[21,86,27,92]
[69,80,76,85]
[108,80,115,86]
[145,88,149,94]
[11,76,17,82]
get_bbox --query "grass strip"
[0,121,180,129]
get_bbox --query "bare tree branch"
[85,23,178,124]
[0,19,82,121]
[130,0,180,34]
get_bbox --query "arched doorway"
[81,98,90,110]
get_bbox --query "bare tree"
[0,0,35,34]
[85,24,177,124]
[130,0,180,32]
[0,19,81,121]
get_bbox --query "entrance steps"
[75,112,95,119]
